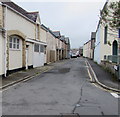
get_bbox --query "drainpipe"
[3,5,7,77]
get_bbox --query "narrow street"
[2,58,119,115]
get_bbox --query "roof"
[65,37,70,44]
[47,28,56,38]
[60,35,65,41]
[2,2,38,22]
[41,24,49,32]
[41,24,56,38]
[52,31,61,38]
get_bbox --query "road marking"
[86,59,120,93]
[111,93,120,98]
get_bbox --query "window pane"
[9,37,12,43]
[13,44,16,48]
[17,44,19,49]
[40,45,44,52]
[34,44,39,52]
[104,26,107,44]
[13,38,16,43]
[17,39,19,44]
[9,43,12,48]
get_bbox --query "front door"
[112,40,118,55]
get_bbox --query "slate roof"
[2,2,38,22]
[60,35,65,41]
[41,24,49,32]
[52,31,61,38]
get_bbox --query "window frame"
[9,36,20,50]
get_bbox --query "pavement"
[0,58,120,93]
[86,59,120,93]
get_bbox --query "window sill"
[9,48,21,51]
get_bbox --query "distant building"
[79,47,83,56]
[83,32,96,59]
[65,37,71,59]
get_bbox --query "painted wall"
[7,8,35,39]
[94,25,101,64]
[0,33,4,75]
[0,5,3,28]
[94,23,118,64]
[40,28,47,63]
[26,42,33,66]
[83,41,91,58]
[40,28,47,43]
[46,32,56,63]
[33,52,44,67]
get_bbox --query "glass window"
[9,36,20,50]
[104,26,108,44]
[34,44,39,52]
[40,45,44,53]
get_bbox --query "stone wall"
[0,5,3,28]
[101,61,119,79]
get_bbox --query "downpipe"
[3,5,7,77]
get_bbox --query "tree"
[100,1,120,30]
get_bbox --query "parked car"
[71,53,77,58]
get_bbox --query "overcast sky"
[12,0,106,48]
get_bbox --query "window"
[9,37,12,48]
[104,26,108,44]
[36,24,39,39]
[44,46,46,54]
[40,45,44,53]
[9,36,20,50]
[34,44,39,52]
[104,55,107,60]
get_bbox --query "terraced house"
[0,2,47,77]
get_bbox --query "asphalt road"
[2,58,119,116]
